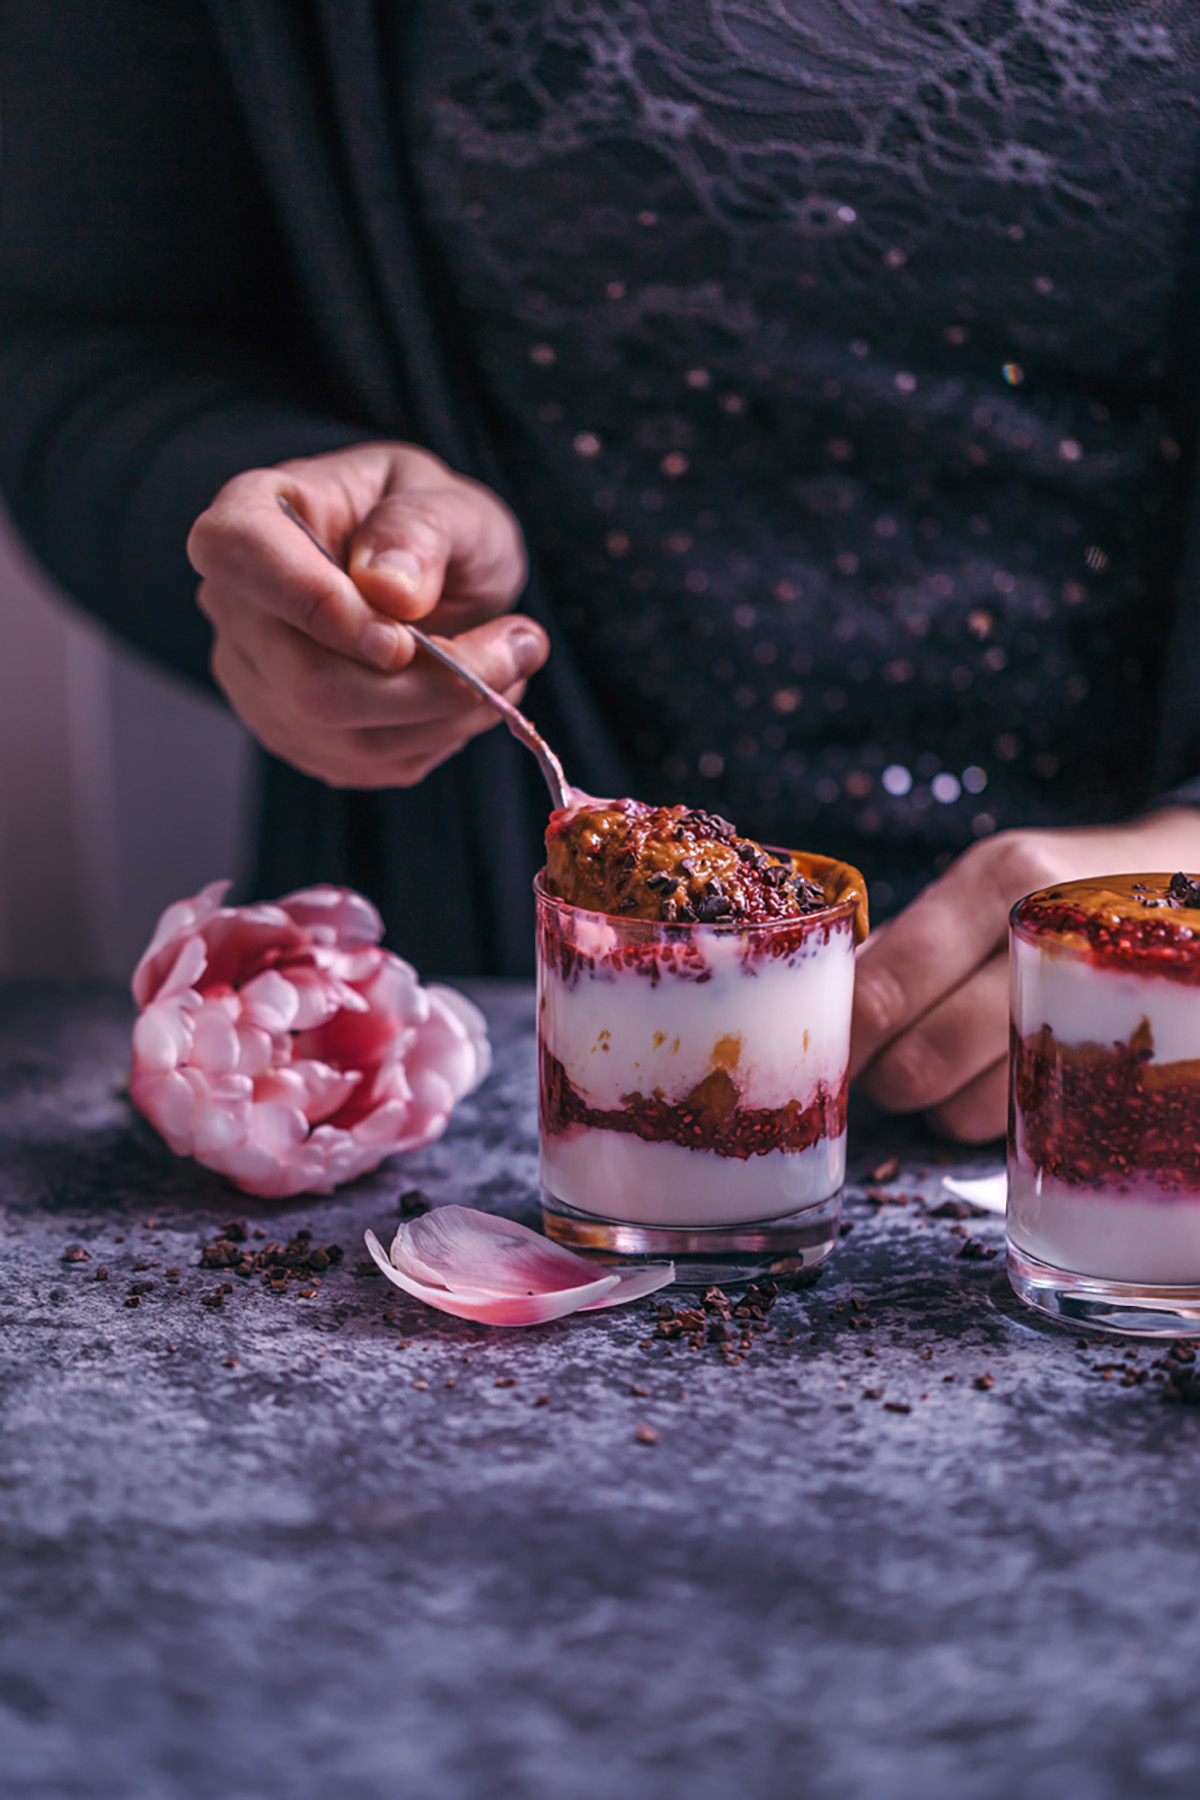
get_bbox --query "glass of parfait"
[535,801,867,1282]
[1008,872,1200,1335]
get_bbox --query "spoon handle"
[276,496,573,811]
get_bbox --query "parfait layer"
[1009,873,1200,1284]
[538,801,865,1230]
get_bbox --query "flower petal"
[238,969,300,1033]
[389,1204,617,1298]
[279,886,383,948]
[363,1228,621,1326]
[578,1264,676,1309]
[131,879,229,1006]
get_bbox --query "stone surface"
[2,983,1199,1800]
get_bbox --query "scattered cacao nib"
[124,1296,140,1309]
[883,1401,912,1414]
[838,1221,855,1236]
[494,1377,516,1389]
[219,1218,249,1243]
[354,1260,382,1278]
[61,1245,90,1263]
[398,1189,431,1217]
[974,1372,995,1391]
[223,1356,238,1368]
[532,1394,551,1408]
[869,1157,900,1183]
[928,1199,977,1220]
[131,1261,157,1272]
[702,1286,732,1319]
[128,1281,155,1298]
[94,1267,109,1282]
[956,1238,998,1260]
[196,1228,344,1292]
[867,1187,908,1207]
[863,1387,883,1400]
[635,1423,659,1445]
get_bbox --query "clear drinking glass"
[1008,873,1200,1335]
[535,852,860,1282]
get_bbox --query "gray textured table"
[2,983,1199,1800]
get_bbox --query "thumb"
[348,479,526,626]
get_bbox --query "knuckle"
[866,1034,944,1114]
[973,830,1063,901]
[853,963,908,1044]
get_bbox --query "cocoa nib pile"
[545,799,827,925]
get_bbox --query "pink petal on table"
[579,1265,676,1309]
[390,1205,617,1297]
[362,1228,621,1326]
[279,886,383,948]
[131,879,230,1006]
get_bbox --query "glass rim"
[533,866,861,936]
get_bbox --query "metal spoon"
[277,495,575,810]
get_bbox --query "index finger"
[187,469,415,672]
[850,838,1028,1076]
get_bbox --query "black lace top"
[403,0,1200,912]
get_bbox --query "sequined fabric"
[403,0,1200,911]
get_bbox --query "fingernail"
[507,626,546,678]
[362,547,423,587]
[357,621,402,669]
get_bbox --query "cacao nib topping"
[1168,871,1200,909]
[544,798,842,926]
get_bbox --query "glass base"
[541,1188,842,1286]
[1007,1242,1200,1337]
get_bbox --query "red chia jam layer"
[1014,872,1200,984]
[539,1044,847,1159]
[535,897,854,986]
[1012,1021,1200,1190]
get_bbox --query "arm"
[0,0,365,686]
[0,0,547,776]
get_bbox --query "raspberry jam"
[1007,873,1200,1326]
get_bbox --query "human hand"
[188,442,545,788]
[850,808,1200,1143]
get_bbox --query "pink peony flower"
[363,1206,674,1326]
[129,881,490,1199]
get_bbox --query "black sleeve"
[0,0,364,688]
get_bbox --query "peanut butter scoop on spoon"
[278,494,577,811]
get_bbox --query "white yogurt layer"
[540,920,854,1113]
[1011,931,1200,1062]
[1008,1155,1200,1284]
[543,1126,847,1226]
